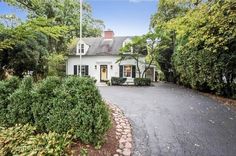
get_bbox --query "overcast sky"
[0,0,158,36]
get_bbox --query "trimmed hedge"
[111,77,127,85]
[32,76,62,131]
[0,77,20,126]
[134,78,151,86]
[0,76,111,145]
[7,77,34,125]
[45,77,111,144]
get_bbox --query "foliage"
[0,76,111,145]
[7,76,34,125]
[1,0,105,79]
[0,124,72,156]
[118,36,147,78]
[118,33,158,78]
[48,53,67,77]
[0,76,20,126]
[151,0,236,98]
[171,0,236,97]
[111,77,127,85]
[3,0,104,53]
[0,17,68,78]
[134,78,151,86]
[32,76,62,131]
[80,148,88,156]
[150,0,204,82]
[46,76,111,145]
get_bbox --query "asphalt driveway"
[99,83,236,156]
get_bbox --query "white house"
[66,30,155,83]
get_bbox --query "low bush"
[46,77,111,145]
[32,76,62,131]
[7,77,34,126]
[111,77,127,85]
[134,78,151,86]
[0,77,20,126]
[0,76,111,146]
[0,124,72,156]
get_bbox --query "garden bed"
[70,117,118,156]
[70,101,133,156]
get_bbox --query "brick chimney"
[104,30,114,39]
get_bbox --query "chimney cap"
[104,29,114,39]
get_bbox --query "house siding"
[66,55,146,82]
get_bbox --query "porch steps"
[96,82,108,87]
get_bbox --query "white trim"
[123,65,132,78]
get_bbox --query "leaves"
[151,0,236,97]
[0,124,72,156]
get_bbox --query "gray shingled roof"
[69,36,132,56]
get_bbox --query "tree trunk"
[142,57,154,78]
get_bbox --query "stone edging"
[106,101,133,156]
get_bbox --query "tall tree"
[3,0,105,53]
[151,0,204,82]
[0,17,68,78]
[151,0,236,98]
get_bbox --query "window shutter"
[119,65,123,78]
[132,65,136,78]
[85,65,89,75]
[74,65,77,75]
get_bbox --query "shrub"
[0,124,72,156]
[111,77,127,85]
[0,76,111,145]
[0,77,20,126]
[134,78,151,86]
[31,76,62,131]
[46,77,111,145]
[7,76,34,125]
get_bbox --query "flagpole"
[79,0,82,77]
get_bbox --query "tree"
[151,0,236,98]
[1,0,105,79]
[118,36,147,78]
[3,0,105,53]
[0,17,68,78]
[118,34,158,78]
[150,0,205,82]
[171,0,236,97]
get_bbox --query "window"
[79,44,84,53]
[73,65,89,76]
[124,65,132,78]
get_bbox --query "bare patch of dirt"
[202,92,236,108]
[69,114,118,156]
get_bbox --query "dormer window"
[79,44,84,53]
[122,38,133,54]
[76,42,88,55]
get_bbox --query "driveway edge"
[106,100,133,156]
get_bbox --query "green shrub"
[7,76,34,125]
[0,124,72,156]
[47,77,111,145]
[0,77,20,126]
[32,76,62,131]
[0,76,111,145]
[111,77,127,85]
[134,78,151,86]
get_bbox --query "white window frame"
[79,44,85,54]
[123,65,132,78]
[74,65,89,76]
